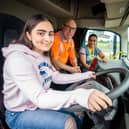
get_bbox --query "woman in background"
[79,34,108,72]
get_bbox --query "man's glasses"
[63,24,76,31]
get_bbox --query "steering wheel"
[96,67,129,99]
[68,67,129,100]
[94,67,129,123]
[67,67,129,125]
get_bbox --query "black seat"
[0,51,10,129]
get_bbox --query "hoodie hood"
[2,44,40,59]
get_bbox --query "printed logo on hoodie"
[38,62,52,88]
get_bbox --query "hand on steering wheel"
[88,89,112,112]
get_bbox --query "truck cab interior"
[0,0,129,129]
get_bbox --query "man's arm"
[51,36,80,73]
[52,58,80,73]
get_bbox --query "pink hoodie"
[2,44,94,111]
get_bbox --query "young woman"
[2,14,112,129]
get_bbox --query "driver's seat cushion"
[0,52,10,129]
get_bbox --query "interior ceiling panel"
[17,0,129,28]
[17,0,74,18]
[76,0,105,19]
[105,2,128,18]
[101,0,128,4]
[103,0,129,28]
[123,14,129,25]
[48,0,71,11]
[105,18,122,28]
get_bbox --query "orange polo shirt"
[51,31,77,66]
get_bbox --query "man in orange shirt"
[51,19,81,73]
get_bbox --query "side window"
[83,30,120,60]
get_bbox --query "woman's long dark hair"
[13,14,53,56]
[88,33,98,40]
